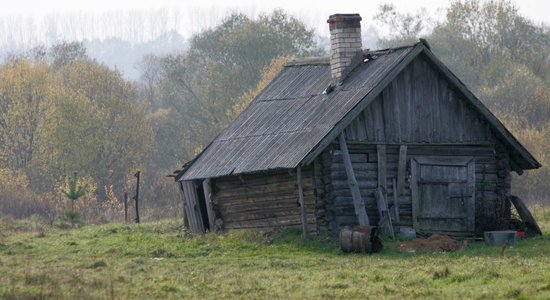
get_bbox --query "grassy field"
[1,216,550,299]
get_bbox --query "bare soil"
[397,234,465,252]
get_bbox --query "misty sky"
[3,0,549,39]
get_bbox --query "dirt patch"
[397,234,465,252]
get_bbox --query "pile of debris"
[397,234,467,253]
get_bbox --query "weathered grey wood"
[213,167,318,232]
[178,182,189,228]
[392,177,400,223]
[411,157,475,233]
[303,43,425,165]
[181,180,205,233]
[375,187,395,238]
[339,133,369,226]
[466,159,476,231]
[377,144,387,191]
[397,145,407,195]
[410,159,420,230]
[509,196,542,235]
[297,166,309,239]
[202,179,216,231]
[420,48,540,170]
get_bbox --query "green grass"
[1,218,550,299]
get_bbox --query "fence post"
[124,192,128,224]
[134,171,140,223]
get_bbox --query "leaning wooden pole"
[338,133,370,226]
[297,166,308,239]
[134,171,140,224]
[124,192,128,224]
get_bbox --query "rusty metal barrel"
[340,226,383,254]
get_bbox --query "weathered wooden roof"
[179,42,540,181]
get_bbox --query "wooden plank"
[339,133,370,226]
[375,187,395,238]
[420,49,540,169]
[181,180,205,233]
[303,43,425,165]
[415,156,474,166]
[410,158,420,230]
[397,145,407,196]
[222,207,316,223]
[392,177,400,223]
[202,179,216,231]
[178,182,189,228]
[509,196,542,235]
[377,144,387,191]
[297,166,309,239]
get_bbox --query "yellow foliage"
[0,59,57,170]
[500,115,550,204]
[228,56,291,119]
[101,185,124,223]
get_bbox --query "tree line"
[375,0,549,204]
[0,1,548,223]
[0,11,322,222]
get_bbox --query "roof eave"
[419,48,541,171]
[300,42,540,171]
[301,43,425,166]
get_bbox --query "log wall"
[211,168,318,232]
[319,55,511,236]
[322,143,505,235]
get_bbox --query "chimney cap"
[327,14,362,23]
[327,14,362,30]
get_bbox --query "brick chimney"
[327,14,363,84]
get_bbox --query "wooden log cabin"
[174,14,541,237]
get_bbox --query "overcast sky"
[2,0,549,39]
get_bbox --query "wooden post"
[375,187,395,239]
[297,166,308,239]
[202,179,216,231]
[134,171,140,223]
[124,192,128,224]
[377,144,387,192]
[392,178,400,223]
[397,145,407,196]
[339,133,370,226]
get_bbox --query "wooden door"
[411,156,475,233]
[180,180,205,233]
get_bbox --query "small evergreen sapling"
[61,172,88,226]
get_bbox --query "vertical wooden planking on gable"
[438,78,449,141]
[404,65,413,142]
[391,79,402,142]
[412,59,423,141]
[372,96,385,141]
[363,109,373,141]
[356,109,367,140]
[447,89,456,142]
[431,69,441,142]
[456,95,466,142]
[422,60,434,142]
[382,83,394,142]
